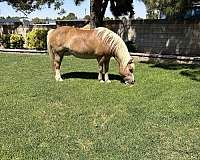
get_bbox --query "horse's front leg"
[97,56,105,83]
[54,53,64,81]
[97,56,111,83]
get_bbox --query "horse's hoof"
[59,78,64,82]
[55,77,63,82]
[105,80,111,83]
[99,80,104,83]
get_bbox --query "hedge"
[26,29,48,50]
[0,34,11,49]
[10,34,24,49]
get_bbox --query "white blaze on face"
[131,73,135,83]
[124,61,135,84]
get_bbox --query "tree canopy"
[2,0,199,26]
[0,0,65,14]
[140,0,200,19]
[0,0,134,27]
[58,12,78,20]
[76,0,134,27]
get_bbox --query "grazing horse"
[47,26,135,84]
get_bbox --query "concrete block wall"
[104,20,200,56]
[134,20,200,56]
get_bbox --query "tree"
[62,13,78,20]
[32,17,45,24]
[76,0,134,28]
[0,0,65,14]
[83,15,91,20]
[57,12,78,20]
[1,0,134,27]
[140,0,200,19]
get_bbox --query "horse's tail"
[47,29,55,73]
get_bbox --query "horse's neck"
[114,48,131,69]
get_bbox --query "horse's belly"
[73,54,96,59]
[65,50,97,59]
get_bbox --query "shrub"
[0,34,11,48]
[10,34,24,49]
[26,29,48,50]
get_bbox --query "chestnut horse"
[47,26,135,84]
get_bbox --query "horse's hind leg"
[53,53,64,81]
[104,57,111,83]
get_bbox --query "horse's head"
[121,58,135,85]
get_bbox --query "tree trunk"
[90,0,96,28]
[90,0,109,28]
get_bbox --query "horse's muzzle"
[123,75,135,85]
[125,80,135,85]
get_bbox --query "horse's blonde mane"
[95,27,130,66]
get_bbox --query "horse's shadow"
[61,71,122,82]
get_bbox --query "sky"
[0,0,147,20]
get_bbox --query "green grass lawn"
[0,53,200,160]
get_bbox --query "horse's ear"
[128,58,134,64]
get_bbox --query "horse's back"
[47,26,113,58]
